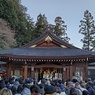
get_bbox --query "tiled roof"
[92,52,95,55]
[0,30,93,58]
[0,47,91,57]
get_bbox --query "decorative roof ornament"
[45,36,52,43]
[60,45,67,48]
[30,44,37,48]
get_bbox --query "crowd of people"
[0,77,95,95]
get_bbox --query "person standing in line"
[0,88,12,95]
[30,84,41,95]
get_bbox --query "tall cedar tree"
[34,14,48,38]
[34,15,70,42]
[0,0,34,47]
[53,16,70,42]
[79,10,95,51]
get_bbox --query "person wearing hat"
[86,83,95,95]
[38,83,45,95]
[30,84,41,95]
[21,83,31,95]
[75,82,82,95]
[45,84,56,95]
[0,80,12,95]
[0,80,6,90]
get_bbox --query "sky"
[21,0,95,48]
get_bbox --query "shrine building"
[0,29,95,81]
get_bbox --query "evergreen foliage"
[53,16,70,42]
[79,10,95,51]
[0,0,70,49]
[33,15,70,43]
[0,0,34,47]
[33,14,48,38]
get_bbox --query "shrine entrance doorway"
[35,67,63,81]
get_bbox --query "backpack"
[91,88,95,95]
[70,88,78,95]
[82,90,89,95]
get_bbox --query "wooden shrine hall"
[0,29,95,81]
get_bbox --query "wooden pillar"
[7,58,13,78]
[62,67,66,80]
[66,66,70,79]
[7,58,12,78]
[7,63,11,77]
[70,65,73,80]
[69,61,73,80]
[24,63,27,80]
[31,66,35,78]
[84,62,88,80]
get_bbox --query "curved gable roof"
[0,29,93,60]
[22,29,78,49]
